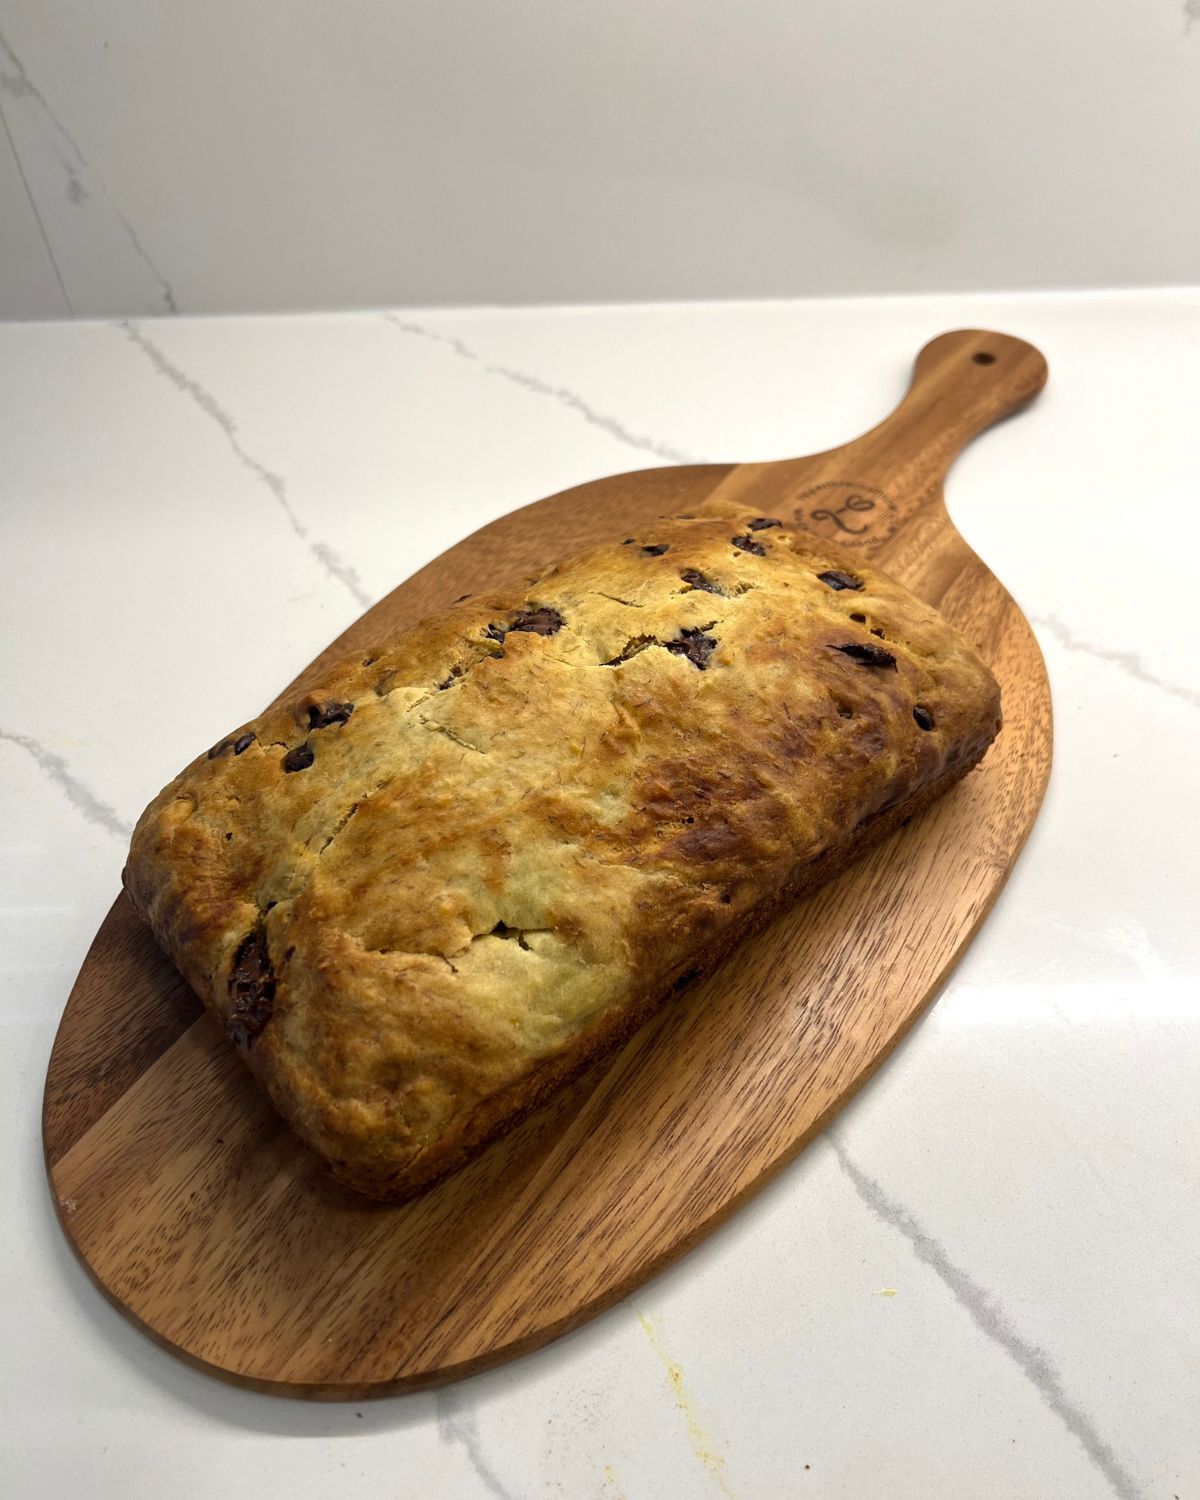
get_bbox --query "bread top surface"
[125,513,999,1183]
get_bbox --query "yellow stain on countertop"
[601,1462,628,1498]
[637,1312,737,1498]
[877,1287,898,1297]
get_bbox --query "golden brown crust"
[124,511,1000,1201]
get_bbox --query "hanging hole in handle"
[972,351,996,365]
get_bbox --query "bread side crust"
[324,747,987,1201]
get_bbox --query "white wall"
[1,0,1198,320]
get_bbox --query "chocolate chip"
[209,731,256,759]
[665,627,718,670]
[485,605,565,642]
[817,569,863,592]
[306,699,354,729]
[509,605,564,636]
[226,929,275,1048]
[283,742,315,772]
[731,535,766,556]
[679,568,723,595]
[603,628,716,669]
[849,612,867,623]
[641,543,670,556]
[870,627,885,638]
[438,665,463,690]
[831,642,897,669]
[747,517,782,531]
[913,705,935,730]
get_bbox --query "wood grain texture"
[43,329,1052,1398]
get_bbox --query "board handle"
[834,329,1048,501]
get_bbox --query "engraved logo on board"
[793,482,899,549]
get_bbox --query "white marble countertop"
[2,290,1198,1499]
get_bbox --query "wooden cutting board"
[43,329,1051,1398]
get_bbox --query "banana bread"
[124,510,1000,1200]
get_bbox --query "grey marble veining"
[1032,612,1200,713]
[0,23,177,315]
[0,727,130,840]
[121,321,371,608]
[0,25,89,205]
[383,314,703,465]
[828,1134,1143,1500]
[437,1389,524,1500]
[0,99,69,311]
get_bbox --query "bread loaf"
[124,509,1000,1200]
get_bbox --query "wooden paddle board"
[43,328,1051,1397]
